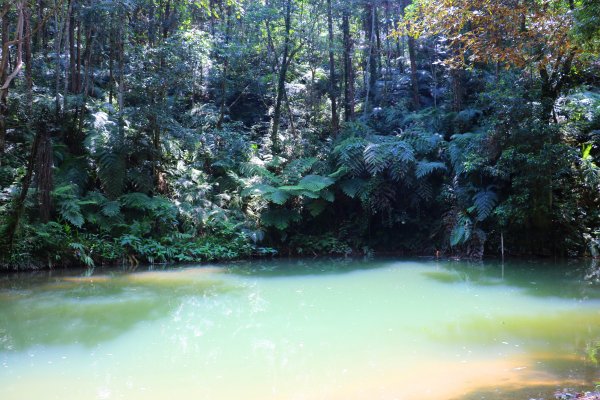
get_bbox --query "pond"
[1,258,599,399]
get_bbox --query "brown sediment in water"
[325,355,587,400]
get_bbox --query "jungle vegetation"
[0,0,599,269]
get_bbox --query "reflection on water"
[0,258,599,400]
[0,268,232,350]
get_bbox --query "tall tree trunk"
[36,0,45,53]
[117,6,125,135]
[75,19,81,93]
[363,3,376,117]
[24,3,33,111]
[402,0,420,109]
[326,0,339,134]
[451,68,464,112]
[407,34,420,109]
[62,0,71,113]
[342,9,354,121]
[162,0,171,39]
[53,0,65,117]
[108,16,114,105]
[271,0,292,154]
[68,0,76,93]
[217,5,232,129]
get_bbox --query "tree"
[405,0,582,119]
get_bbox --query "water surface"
[1,258,599,399]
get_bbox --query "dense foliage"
[0,0,598,269]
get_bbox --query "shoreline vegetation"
[0,1,599,269]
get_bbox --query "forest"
[0,0,599,269]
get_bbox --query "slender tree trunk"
[342,10,354,121]
[53,0,64,117]
[24,4,33,111]
[407,34,420,109]
[108,16,114,105]
[402,0,420,109]
[162,0,171,39]
[264,0,276,73]
[326,0,339,134]
[451,68,464,112]
[217,5,232,129]
[0,6,11,156]
[76,19,81,93]
[36,0,45,53]
[363,3,376,117]
[148,1,156,46]
[62,0,71,113]
[271,0,292,154]
[117,7,125,134]
[68,0,76,93]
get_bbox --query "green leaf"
[582,143,593,160]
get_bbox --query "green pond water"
[1,258,600,400]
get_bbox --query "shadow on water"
[423,258,600,300]
[224,256,396,277]
[0,267,236,351]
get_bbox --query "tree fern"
[471,188,498,221]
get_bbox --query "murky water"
[1,258,599,400]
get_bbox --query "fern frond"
[96,149,126,199]
[306,199,328,217]
[364,137,415,177]
[416,161,447,179]
[472,188,498,221]
[102,201,121,217]
[339,178,368,198]
[261,209,301,230]
[450,213,472,247]
[282,158,317,182]
[120,193,155,210]
[298,175,335,192]
[334,137,368,176]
